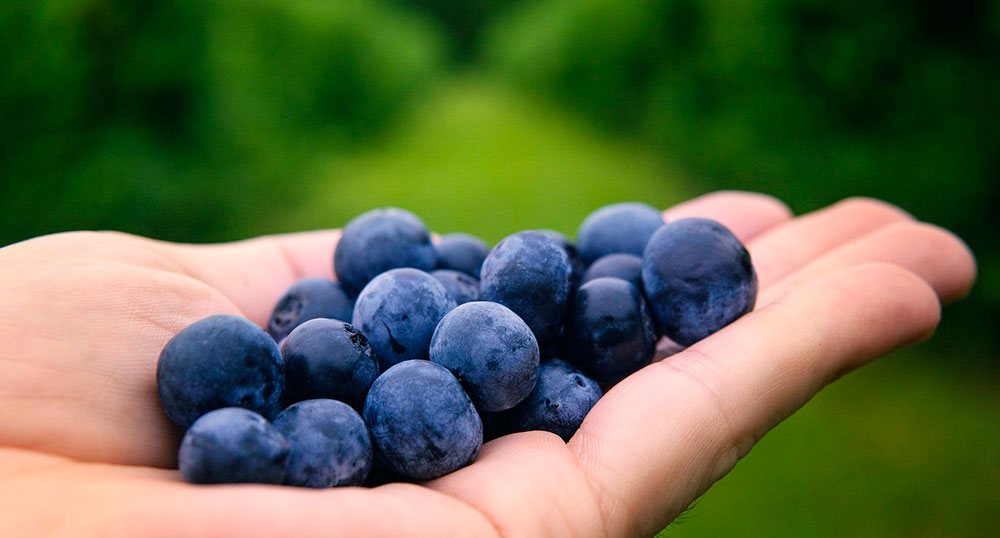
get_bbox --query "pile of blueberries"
[156,203,757,487]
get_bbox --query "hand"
[0,192,975,537]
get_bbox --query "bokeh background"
[2,0,997,535]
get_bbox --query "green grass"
[291,74,694,241]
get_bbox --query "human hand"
[0,192,975,537]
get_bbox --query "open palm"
[0,192,975,537]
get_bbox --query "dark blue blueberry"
[352,268,457,370]
[564,277,657,385]
[333,208,436,295]
[536,229,585,288]
[268,278,355,342]
[363,360,482,480]
[504,359,602,441]
[430,301,540,412]
[576,202,665,264]
[642,218,757,346]
[279,319,378,409]
[157,315,285,431]
[480,231,572,344]
[431,269,480,305]
[435,233,490,278]
[581,253,644,292]
[178,407,289,485]
[273,399,373,488]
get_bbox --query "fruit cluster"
[156,203,757,487]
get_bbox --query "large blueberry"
[333,208,436,295]
[431,269,480,305]
[157,315,285,431]
[434,233,490,278]
[564,277,657,385]
[642,218,757,346]
[581,253,644,292]
[430,301,540,412]
[576,202,665,264]
[178,407,289,485]
[363,360,482,480]
[268,278,354,342]
[280,318,378,409]
[273,399,373,488]
[504,359,602,441]
[352,268,456,370]
[480,231,572,344]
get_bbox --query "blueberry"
[363,360,482,480]
[536,229,585,288]
[267,278,354,342]
[157,315,285,431]
[273,399,373,488]
[431,269,480,305]
[504,359,602,441]
[178,407,289,485]
[642,218,757,346]
[430,301,540,412]
[333,208,436,295]
[581,253,644,292]
[576,202,665,264]
[434,233,490,278]
[564,277,657,385]
[480,231,572,344]
[352,268,457,370]
[279,318,378,409]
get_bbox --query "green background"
[2,0,997,535]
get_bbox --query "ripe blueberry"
[273,399,372,488]
[268,278,354,342]
[157,315,284,431]
[564,277,657,385]
[480,231,572,344]
[178,407,289,485]
[363,360,482,480]
[352,268,456,370]
[430,301,540,412]
[576,202,664,264]
[334,208,436,295]
[280,318,378,409]
[642,218,757,346]
[434,233,490,278]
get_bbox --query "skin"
[0,191,976,538]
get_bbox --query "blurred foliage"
[485,0,1000,231]
[291,78,694,240]
[390,0,524,60]
[483,0,1000,352]
[0,0,445,244]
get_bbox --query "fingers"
[663,191,793,243]
[748,197,913,288]
[151,230,342,326]
[759,221,977,307]
[570,263,943,538]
